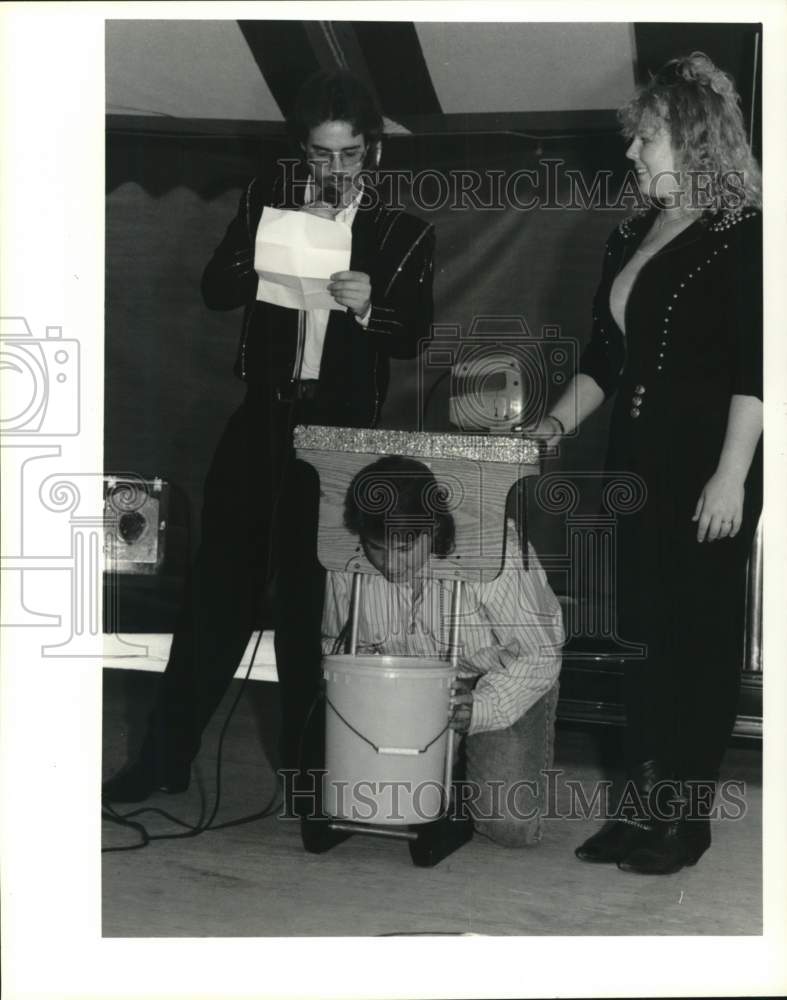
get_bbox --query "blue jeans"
[462,682,559,848]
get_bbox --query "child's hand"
[450,678,474,734]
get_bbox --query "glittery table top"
[293,425,540,465]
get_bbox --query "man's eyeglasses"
[306,145,367,167]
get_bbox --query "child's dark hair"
[344,456,455,558]
[288,70,383,149]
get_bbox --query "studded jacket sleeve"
[727,212,763,400]
[200,179,259,311]
[363,215,436,361]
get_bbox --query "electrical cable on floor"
[102,630,283,852]
[104,392,318,852]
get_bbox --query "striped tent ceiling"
[106,20,637,125]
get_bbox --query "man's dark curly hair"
[288,70,383,149]
[344,456,455,558]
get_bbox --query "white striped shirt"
[322,525,564,735]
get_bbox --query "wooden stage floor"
[102,670,762,938]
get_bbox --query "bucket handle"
[325,697,450,756]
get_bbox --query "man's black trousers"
[145,387,327,783]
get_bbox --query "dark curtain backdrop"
[106,126,632,625]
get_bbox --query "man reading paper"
[103,70,435,806]
[255,205,354,311]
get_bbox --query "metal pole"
[348,572,362,655]
[329,821,418,841]
[443,578,464,812]
[744,514,763,673]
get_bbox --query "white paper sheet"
[254,206,352,311]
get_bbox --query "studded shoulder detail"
[617,210,655,240]
[707,208,760,233]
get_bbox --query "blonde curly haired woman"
[535,53,762,874]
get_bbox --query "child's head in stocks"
[343,456,455,583]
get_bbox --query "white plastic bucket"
[323,655,454,826]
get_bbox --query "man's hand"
[328,270,371,317]
[449,677,474,735]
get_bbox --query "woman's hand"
[516,415,562,447]
[449,677,474,734]
[692,470,745,542]
[328,270,372,317]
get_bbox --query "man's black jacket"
[201,167,435,428]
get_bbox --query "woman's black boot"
[618,779,714,875]
[574,818,651,863]
[575,759,665,864]
[617,817,710,874]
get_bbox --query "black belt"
[275,379,319,403]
